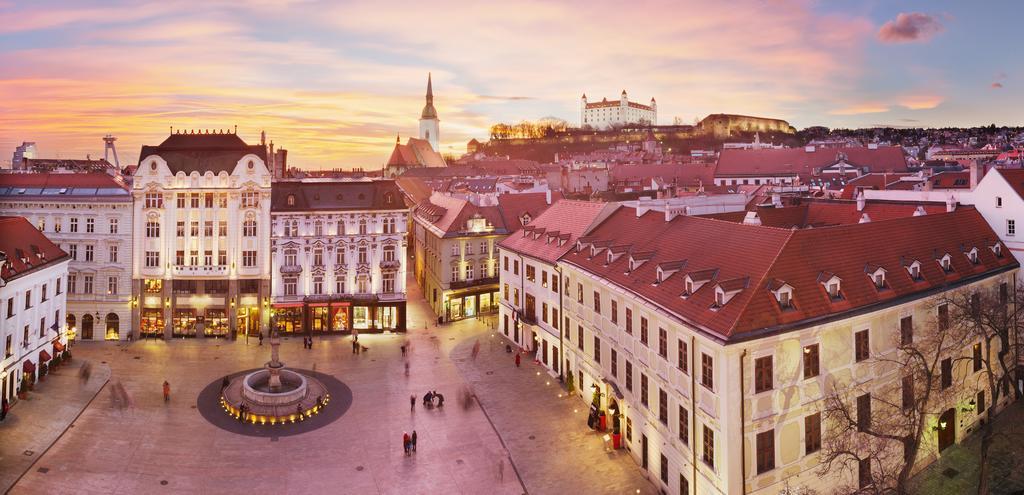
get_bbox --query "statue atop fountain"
[266,330,284,392]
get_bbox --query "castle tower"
[620,89,628,107]
[650,97,657,125]
[581,93,588,127]
[419,73,440,151]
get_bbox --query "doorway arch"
[66,314,76,336]
[938,408,956,452]
[105,313,120,340]
[82,314,94,340]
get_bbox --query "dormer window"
[818,273,843,301]
[768,280,794,310]
[286,194,296,206]
[683,280,694,297]
[865,265,887,290]
[966,247,979,265]
[711,277,747,309]
[992,243,1004,258]
[713,288,726,308]
[938,253,953,273]
[906,260,923,281]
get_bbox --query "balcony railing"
[379,260,401,270]
[449,276,498,290]
[280,264,302,274]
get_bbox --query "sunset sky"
[0,0,1020,169]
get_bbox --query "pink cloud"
[992,82,1004,89]
[878,12,945,43]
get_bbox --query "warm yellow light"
[940,421,948,429]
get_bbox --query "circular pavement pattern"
[197,368,352,438]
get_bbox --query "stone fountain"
[220,330,330,424]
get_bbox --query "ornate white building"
[270,180,408,332]
[130,130,272,339]
[0,173,133,341]
[0,216,70,409]
[581,90,656,129]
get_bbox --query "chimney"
[946,196,957,213]
[545,189,552,205]
[969,160,981,189]
[771,192,782,208]
[856,191,866,211]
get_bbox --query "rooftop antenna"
[103,134,120,167]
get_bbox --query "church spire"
[421,73,437,120]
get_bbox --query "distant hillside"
[472,114,798,162]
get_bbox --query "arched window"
[105,313,120,340]
[286,194,296,206]
[82,314,94,340]
[243,220,257,237]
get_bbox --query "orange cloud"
[898,94,944,110]
[829,104,891,115]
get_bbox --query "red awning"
[39,350,51,362]
[22,360,36,373]
[309,303,330,308]
[53,341,65,352]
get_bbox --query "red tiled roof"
[716,146,908,179]
[995,168,1024,200]
[499,200,613,263]
[610,164,716,187]
[387,138,446,168]
[840,173,913,199]
[561,205,1014,341]
[929,171,972,189]
[0,216,68,283]
[496,192,562,232]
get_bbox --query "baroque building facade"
[0,173,133,340]
[270,180,408,333]
[0,217,70,409]
[501,200,1018,495]
[130,131,272,339]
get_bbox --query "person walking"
[411,430,418,452]
[258,332,264,346]
[221,375,230,392]
[514,353,521,368]
[410,394,415,411]
[403,432,411,455]
[1,397,9,422]
[162,380,171,402]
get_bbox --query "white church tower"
[419,73,440,151]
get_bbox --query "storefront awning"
[22,360,36,373]
[53,340,65,352]
[273,303,304,309]
[309,303,330,308]
[39,350,52,362]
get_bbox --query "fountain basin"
[242,369,308,406]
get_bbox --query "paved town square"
[0,285,655,495]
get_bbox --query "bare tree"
[938,280,1023,495]
[818,298,958,494]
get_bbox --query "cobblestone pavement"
[448,329,657,495]
[0,356,110,493]
[3,275,654,495]
[911,400,1024,495]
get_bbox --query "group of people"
[402,430,418,455]
[415,390,444,409]
[302,336,314,349]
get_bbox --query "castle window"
[247,160,254,169]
